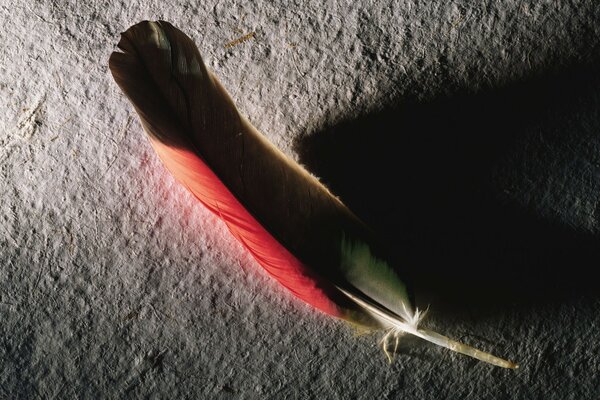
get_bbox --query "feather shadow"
[295,61,600,315]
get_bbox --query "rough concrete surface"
[1,1,599,399]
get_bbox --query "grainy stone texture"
[1,1,599,399]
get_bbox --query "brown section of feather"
[111,21,372,275]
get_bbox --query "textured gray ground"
[1,1,600,399]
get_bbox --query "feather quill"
[109,20,517,369]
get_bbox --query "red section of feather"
[149,138,342,317]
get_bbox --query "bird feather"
[109,20,517,369]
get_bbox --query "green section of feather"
[339,234,413,322]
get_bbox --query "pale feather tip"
[337,286,519,368]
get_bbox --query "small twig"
[224,32,255,48]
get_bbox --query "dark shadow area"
[295,60,600,316]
